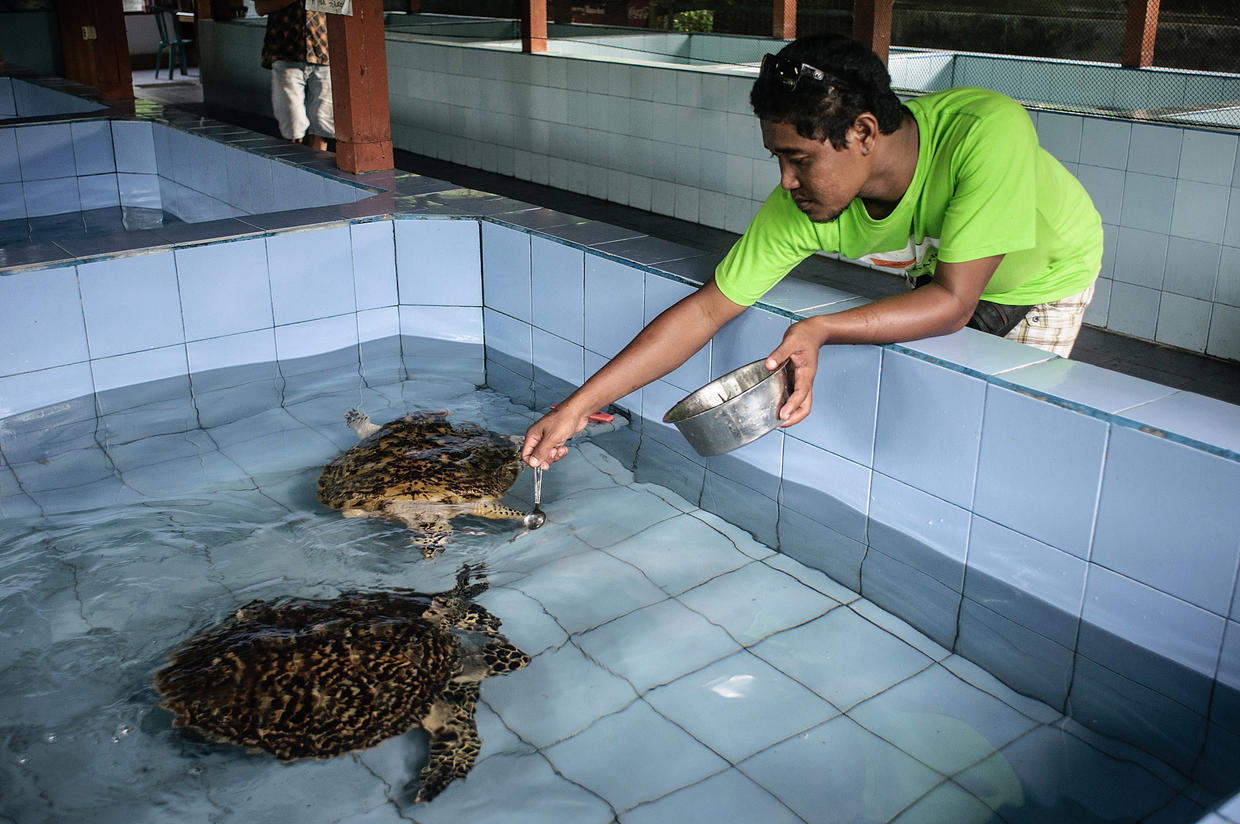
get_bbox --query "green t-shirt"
[715,87,1103,306]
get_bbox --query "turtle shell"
[317,413,524,513]
[154,566,530,801]
[155,591,458,760]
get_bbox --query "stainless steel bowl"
[662,359,791,457]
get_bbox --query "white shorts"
[271,61,334,141]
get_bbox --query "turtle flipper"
[425,594,502,637]
[481,637,531,676]
[414,680,481,803]
[471,501,528,521]
[345,408,382,440]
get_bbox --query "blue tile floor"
[0,342,1221,822]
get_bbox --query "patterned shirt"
[261,1,330,69]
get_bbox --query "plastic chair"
[153,7,191,79]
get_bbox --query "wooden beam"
[54,0,97,89]
[773,0,795,40]
[1122,0,1160,68]
[53,0,133,100]
[522,0,547,54]
[326,0,394,174]
[852,0,893,65]
[91,0,134,101]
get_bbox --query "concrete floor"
[130,71,1240,407]
[131,67,203,107]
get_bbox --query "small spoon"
[524,466,547,530]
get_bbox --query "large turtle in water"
[154,565,529,803]
[317,409,536,558]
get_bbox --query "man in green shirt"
[522,33,1103,470]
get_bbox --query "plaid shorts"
[1004,281,1096,356]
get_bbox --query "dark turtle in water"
[154,565,529,803]
[317,409,538,558]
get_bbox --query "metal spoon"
[523,466,547,530]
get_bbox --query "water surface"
[0,342,1217,823]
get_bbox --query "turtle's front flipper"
[471,501,529,521]
[414,680,481,803]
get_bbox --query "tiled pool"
[1,82,1238,824]
[0,341,1227,823]
[0,111,382,270]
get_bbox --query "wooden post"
[53,0,96,89]
[92,0,134,100]
[326,0,394,174]
[522,0,547,54]
[773,0,796,40]
[852,0,893,65]
[1122,0,1160,68]
[53,0,134,100]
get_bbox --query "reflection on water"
[0,341,1222,823]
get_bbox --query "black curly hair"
[751,33,908,149]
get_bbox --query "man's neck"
[859,112,919,219]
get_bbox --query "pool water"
[0,340,1220,823]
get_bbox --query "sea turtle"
[154,564,529,803]
[317,409,534,558]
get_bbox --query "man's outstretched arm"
[522,278,747,469]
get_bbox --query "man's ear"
[850,113,881,154]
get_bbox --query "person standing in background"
[255,0,333,151]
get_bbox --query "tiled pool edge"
[0,75,108,120]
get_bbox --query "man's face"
[760,119,869,223]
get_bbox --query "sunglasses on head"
[760,53,837,92]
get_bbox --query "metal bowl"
[662,359,791,457]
